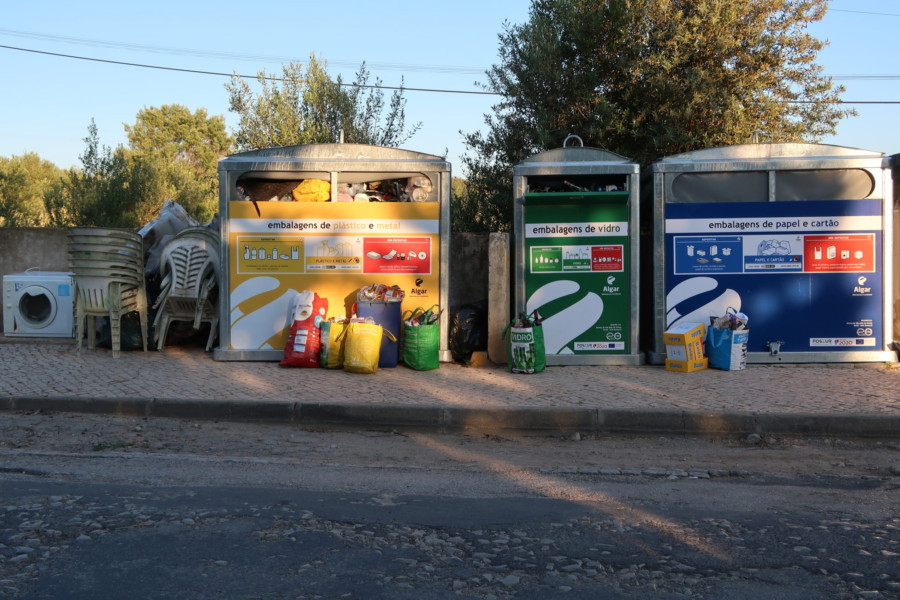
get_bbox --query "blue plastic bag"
[707,327,749,371]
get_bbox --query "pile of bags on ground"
[279,284,442,374]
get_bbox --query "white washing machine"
[2,271,76,337]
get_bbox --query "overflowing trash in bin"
[216,144,449,363]
[236,176,434,204]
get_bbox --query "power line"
[0,28,484,75]
[831,75,900,80]
[830,8,900,17]
[2,43,899,104]
[0,44,497,96]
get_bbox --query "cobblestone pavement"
[1,339,899,437]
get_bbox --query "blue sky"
[1,0,897,174]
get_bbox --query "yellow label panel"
[226,201,441,351]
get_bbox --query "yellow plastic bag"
[292,179,330,202]
[342,321,397,374]
[343,322,385,374]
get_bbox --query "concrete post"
[487,232,510,364]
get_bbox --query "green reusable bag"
[318,320,347,369]
[401,305,441,371]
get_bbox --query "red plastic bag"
[279,291,328,368]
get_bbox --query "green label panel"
[524,202,631,355]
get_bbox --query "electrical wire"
[830,8,900,17]
[1,42,899,103]
[0,28,484,75]
[0,44,496,96]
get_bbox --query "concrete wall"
[448,232,511,363]
[0,228,70,326]
[0,228,70,277]
[448,232,489,310]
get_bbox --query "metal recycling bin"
[513,140,643,366]
[214,143,450,362]
[886,153,900,349]
[651,143,896,364]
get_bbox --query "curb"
[1,396,899,439]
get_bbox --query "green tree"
[460,0,853,232]
[59,107,232,228]
[125,104,233,221]
[60,120,166,228]
[226,54,420,151]
[0,153,64,227]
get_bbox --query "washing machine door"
[17,285,58,330]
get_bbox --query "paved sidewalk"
[1,337,899,438]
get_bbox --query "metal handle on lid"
[562,134,584,147]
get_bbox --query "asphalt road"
[1,413,898,599]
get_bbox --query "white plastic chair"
[68,228,149,358]
[153,228,220,351]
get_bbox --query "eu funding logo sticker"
[575,342,624,351]
[810,338,875,347]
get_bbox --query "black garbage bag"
[94,312,151,351]
[449,299,488,364]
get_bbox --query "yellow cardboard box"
[663,321,707,346]
[663,322,707,364]
[665,357,709,373]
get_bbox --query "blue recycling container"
[357,300,401,368]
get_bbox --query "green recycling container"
[513,137,643,366]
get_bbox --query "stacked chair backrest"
[153,227,221,351]
[67,228,148,358]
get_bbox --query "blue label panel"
[664,200,884,352]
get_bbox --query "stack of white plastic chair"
[153,227,220,351]
[67,227,149,358]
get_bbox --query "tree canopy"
[226,55,420,151]
[0,153,63,227]
[125,104,232,177]
[52,107,232,228]
[125,104,233,222]
[458,0,852,232]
